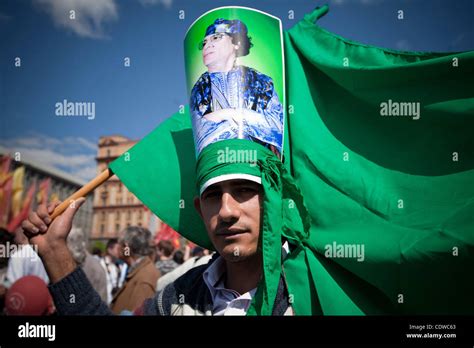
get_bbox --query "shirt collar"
[203,256,257,298]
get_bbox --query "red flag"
[0,156,13,229]
[0,173,13,229]
[36,178,51,204]
[154,223,181,248]
[7,182,36,232]
[1,156,11,175]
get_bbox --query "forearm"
[48,267,114,316]
[40,244,77,284]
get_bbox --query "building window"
[101,186,108,206]
[115,223,120,232]
[107,149,111,157]
[100,224,105,236]
[116,211,120,220]
[116,196,122,205]
[118,183,122,193]
[127,211,131,221]
[138,210,143,221]
[101,212,106,221]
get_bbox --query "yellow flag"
[50,192,60,204]
[10,166,25,217]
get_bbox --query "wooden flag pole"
[49,168,114,220]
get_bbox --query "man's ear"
[194,196,203,218]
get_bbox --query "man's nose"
[218,192,240,222]
[204,39,216,50]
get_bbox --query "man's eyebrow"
[202,185,220,196]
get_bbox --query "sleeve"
[5,255,21,286]
[261,80,284,131]
[243,74,284,150]
[128,281,157,313]
[48,267,114,315]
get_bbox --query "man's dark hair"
[157,240,175,258]
[0,228,14,268]
[229,33,253,57]
[173,250,184,265]
[106,238,118,250]
[92,247,102,257]
[0,228,13,245]
[191,246,205,258]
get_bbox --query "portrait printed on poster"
[189,18,284,158]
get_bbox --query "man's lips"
[204,51,214,59]
[216,228,247,236]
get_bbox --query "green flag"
[110,5,474,314]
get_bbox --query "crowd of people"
[0,226,211,315]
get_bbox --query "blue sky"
[0,0,473,181]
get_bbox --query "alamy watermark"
[380,99,420,120]
[18,322,55,341]
[0,242,40,262]
[217,147,257,167]
[55,99,95,120]
[324,241,365,262]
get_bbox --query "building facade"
[0,147,94,237]
[90,135,162,243]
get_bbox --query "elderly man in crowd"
[110,226,160,314]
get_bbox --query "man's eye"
[237,187,256,194]
[203,191,219,199]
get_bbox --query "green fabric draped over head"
[195,139,311,315]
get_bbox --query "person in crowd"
[156,247,213,292]
[91,247,103,260]
[4,275,55,315]
[0,228,14,313]
[67,227,108,302]
[173,250,184,265]
[155,240,179,276]
[100,238,123,304]
[5,227,49,287]
[110,226,161,314]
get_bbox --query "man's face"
[108,243,121,259]
[195,179,262,263]
[202,33,236,68]
[116,240,129,262]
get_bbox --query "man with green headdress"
[21,9,303,315]
[20,136,302,315]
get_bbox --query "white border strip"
[200,173,262,195]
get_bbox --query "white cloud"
[138,0,173,8]
[33,0,118,39]
[66,136,97,151]
[74,165,98,181]
[0,133,98,181]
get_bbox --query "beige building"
[91,135,162,242]
[0,146,93,237]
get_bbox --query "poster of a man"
[189,18,284,158]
